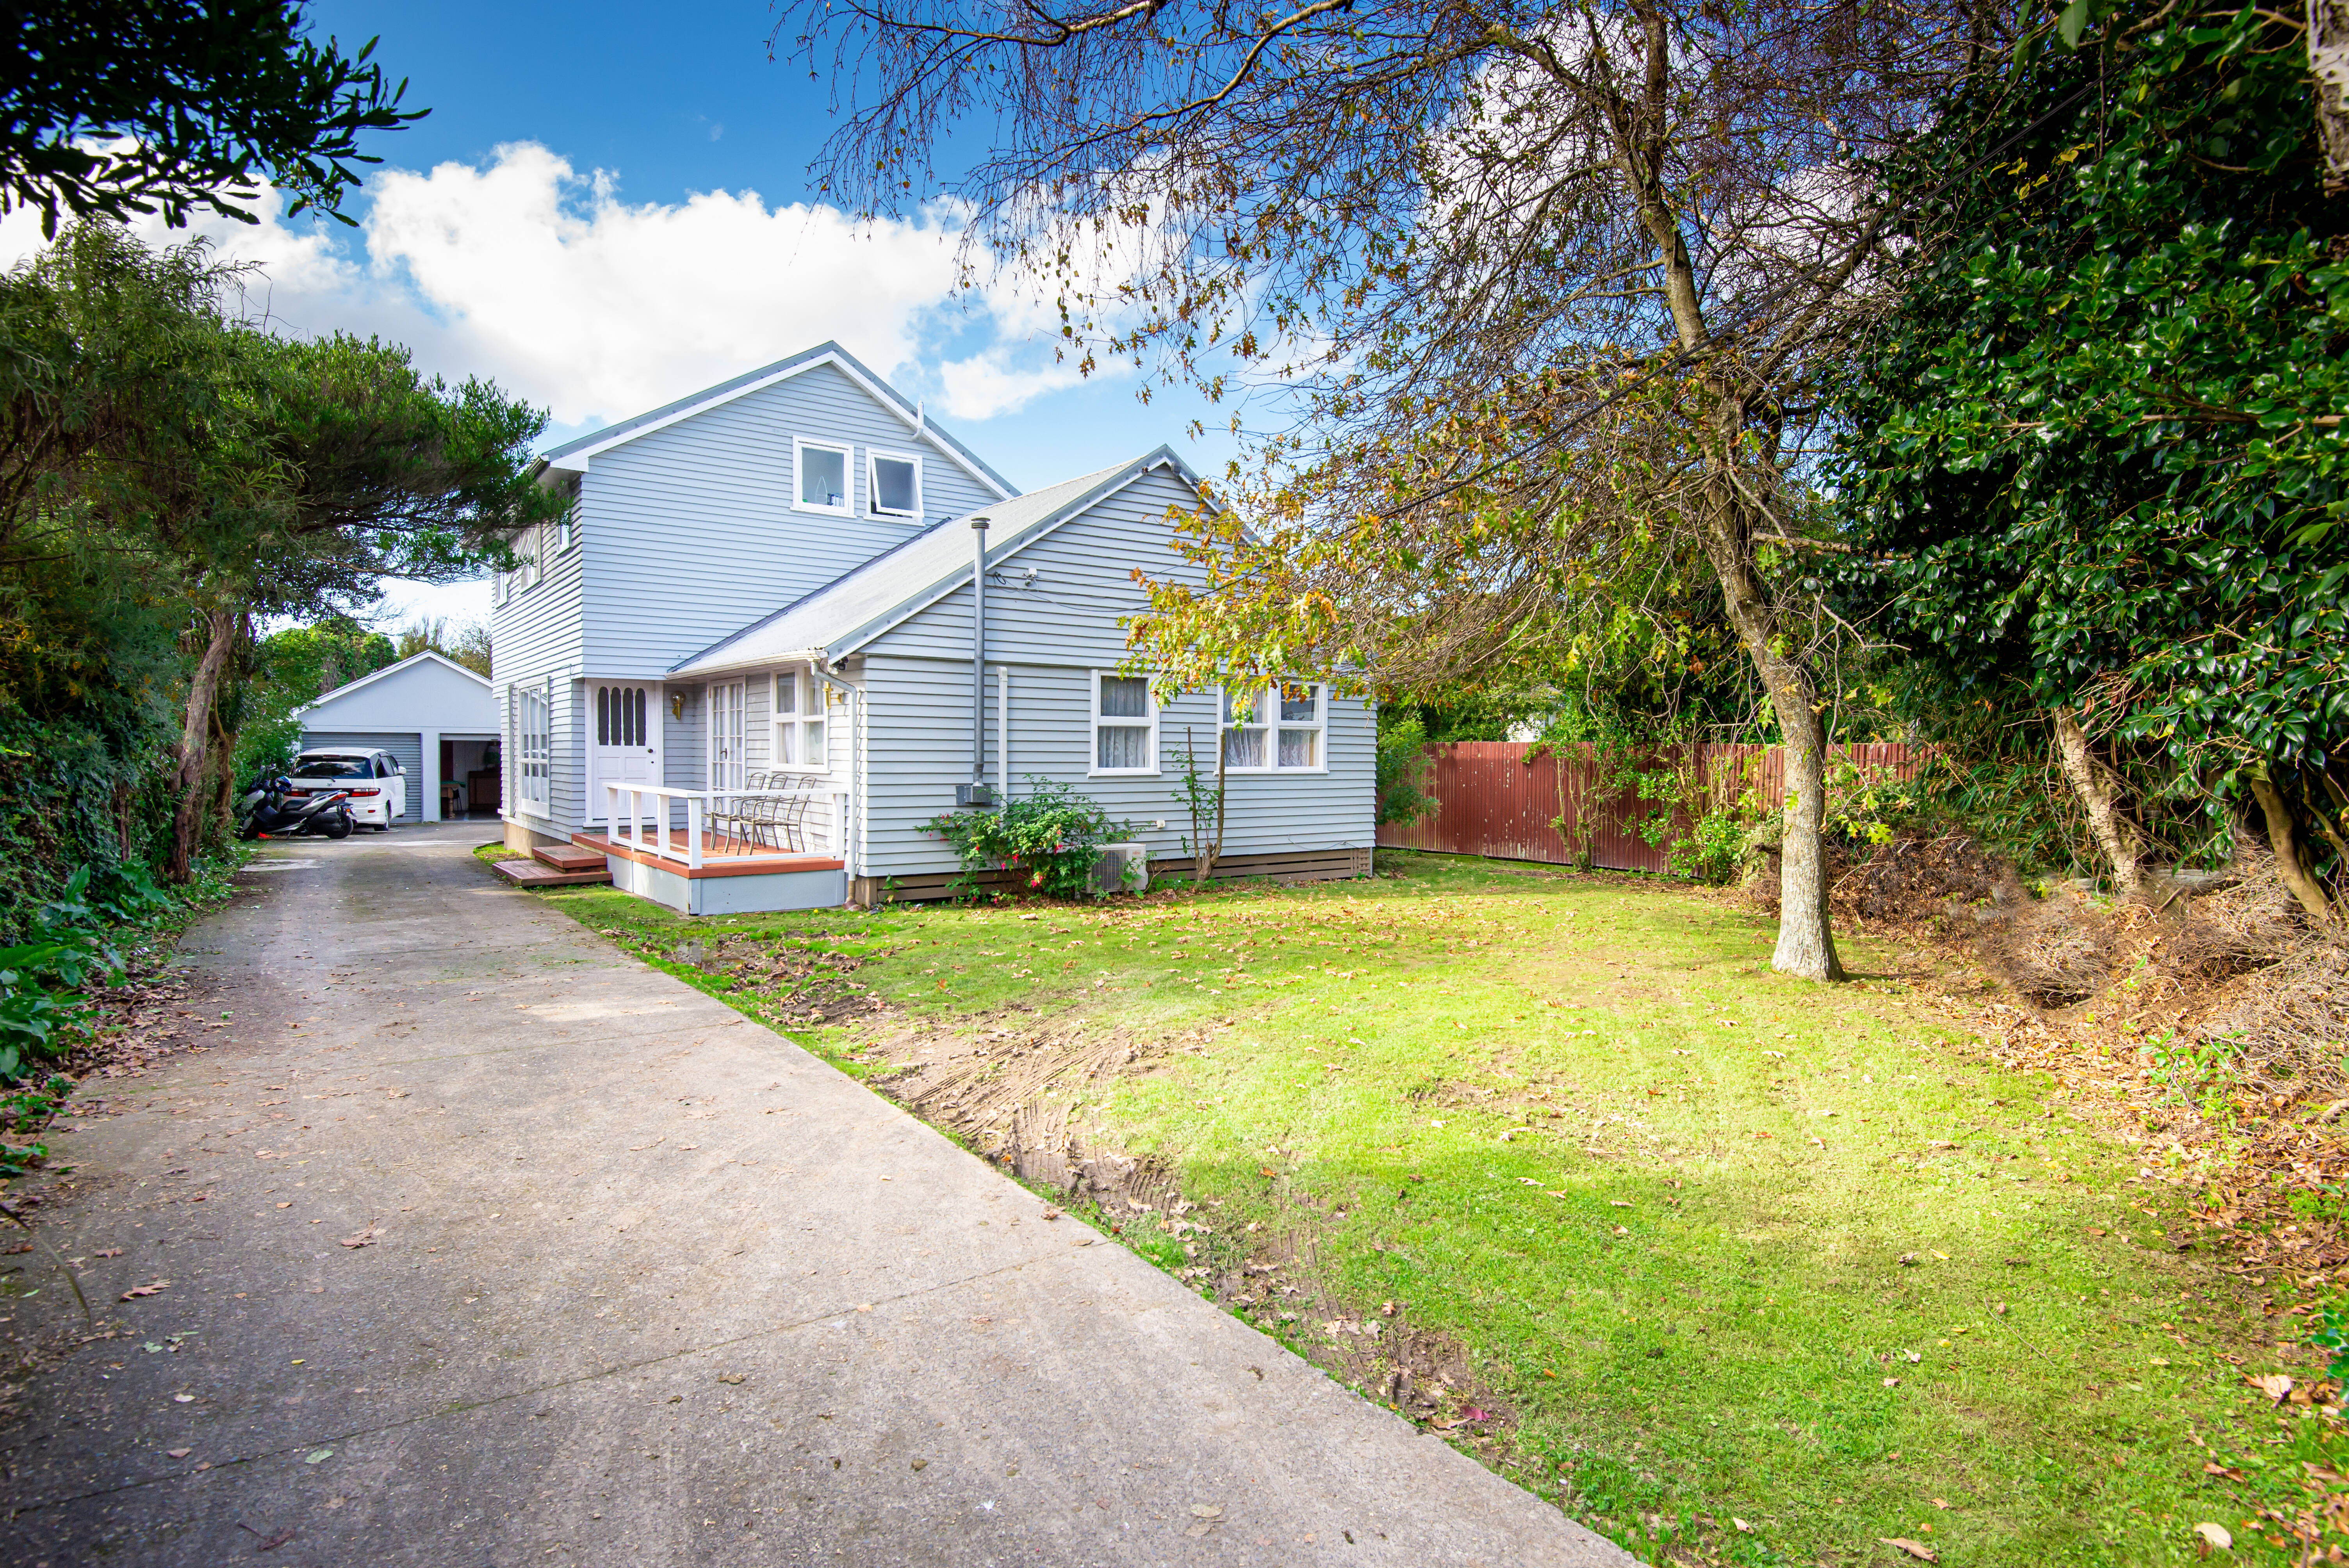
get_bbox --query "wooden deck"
[572,831,844,882]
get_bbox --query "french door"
[707,680,745,792]
[589,682,661,824]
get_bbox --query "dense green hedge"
[0,711,175,945]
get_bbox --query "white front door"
[590,681,662,823]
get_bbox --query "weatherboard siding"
[491,513,587,834]
[849,466,1374,877]
[577,361,1002,679]
[867,467,1202,668]
[853,653,1372,877]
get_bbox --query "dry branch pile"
[1818,839,2349,1284]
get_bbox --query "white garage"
[296,651,501,824]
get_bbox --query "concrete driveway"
[0,824,1628,1567]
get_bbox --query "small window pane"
[803,720,825,762]
[873,456,917,514]
[1278,728,1320,768]
[1280,683,1319,722]
[1100,675,1149,719]
[800,445,847,508]
[1226,688,1264,725]
[1098,725,1150,770]
[1223,727,1265,769]
[802,678,824,717]
[777,673,796,721]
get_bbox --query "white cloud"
[0,143,1107,436]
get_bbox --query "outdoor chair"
[705,770,773,853]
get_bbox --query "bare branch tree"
[781,0,2014,980]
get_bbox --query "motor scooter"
[235,775,356,840]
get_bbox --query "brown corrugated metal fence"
[1376,741,1922,872]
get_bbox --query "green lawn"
[517,847,2342,1566]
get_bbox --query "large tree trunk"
[165,606,239,883]
[2313,0,2349,194]
[2050,707,2146,900]
[2247,770,2337,924]
[1697,463,1845,982]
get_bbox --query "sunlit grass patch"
[531,852,2342,1565]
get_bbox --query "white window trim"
[707,679,745,792]
[1090,669,1159,777]
[1219,680,1329,773]
[770,669,830,775]
[866,447,923,520]
[793,436,854,517]
[517,685,551,807]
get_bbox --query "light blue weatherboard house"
[489,342,1373,913]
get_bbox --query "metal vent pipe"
[970,516,989,784]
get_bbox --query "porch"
[577,783,849,915]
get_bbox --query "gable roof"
[292,649,490,718]
[538,341,1018,500]
[668,446,1203,678]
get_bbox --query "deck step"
[531,844,607,873]
[493,857,610,888]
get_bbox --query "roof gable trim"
[542,347,1016,500]
[292,649,491,718]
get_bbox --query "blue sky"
[2,3,1249,624]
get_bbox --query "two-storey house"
[490,342,1373,913]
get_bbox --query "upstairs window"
[869,450,922,519]
[795,438,851,515]
[1222,681,1326,772]
[773,669,828,772]
[1092,672,1157,775]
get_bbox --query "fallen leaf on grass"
[1883,1377,1901,1388]
[2192,1522,2232,1552]
[1880,1538,1938,1562]
[2246,1374,2293,1404]
[1732,1517,1753,1532]
[1896,1253,1920,1267]
[2203,1461,2245,1481]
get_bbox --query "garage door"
[300,730,424,821]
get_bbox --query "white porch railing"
[602,783,852,872]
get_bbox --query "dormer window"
[795,437,852,515]
[869,450,922,519]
